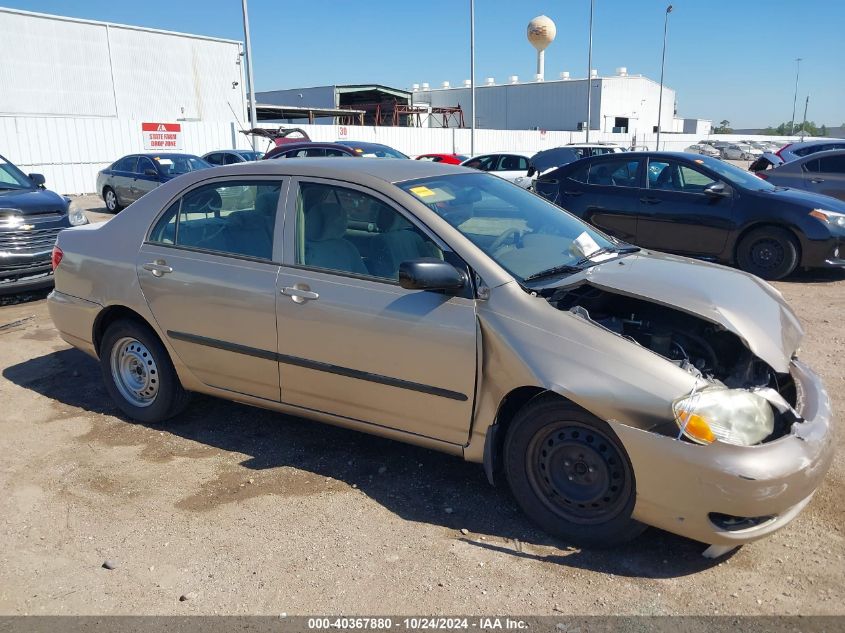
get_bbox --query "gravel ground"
[0,193,842,616]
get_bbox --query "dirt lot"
[0,198,842,616]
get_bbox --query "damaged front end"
[544,283,800,446]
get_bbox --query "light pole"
[655,4,673,151]
[241,0,258,149]
[585,0,594,143]
[800,94,809,139]
[790,58,802,135]
[470,0,476,155]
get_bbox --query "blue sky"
[5,0,844,128]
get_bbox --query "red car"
[415,153,468,165]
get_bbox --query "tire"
[103,186,123,213]
[504,397,645,548]
[736,226,799,280]
[99,319,190,423]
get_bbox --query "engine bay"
[545,284,799,441]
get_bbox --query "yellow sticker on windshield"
[410,186,436,197]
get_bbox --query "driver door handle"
[143,260,173,277]
[281,285,319,304]
[640,196,662,204]
[809,178,825,183]
[563,190,583,196]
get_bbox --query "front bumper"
[609,360,834,546]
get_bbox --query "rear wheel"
[99,319,190,423]
[103,187,123,213]
[504,397,645,547]
[736,226,799,280]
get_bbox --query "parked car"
[774,139,845,163]
[0,153,87,294]
[264,142,357,160]
[722,144,761,160]
[684,143,721,158]
[460,152,534,188]
[202,150,264,165]
[48,158,832,554]
[336,141,409,159]
[416,153,468,164]
[97,153,210,213]
[534,151,845,279]
[757,150,845,201]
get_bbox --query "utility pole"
[470,0,476,156]
[790,58,802,135]
[585,0,594,143]
[241,0,258,149]
[800,94,809,139]
[656,4,673,151]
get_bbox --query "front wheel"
[504,397,645,547]
[99,319,190,423]
[736,226,799,280]
[103,187,123,213]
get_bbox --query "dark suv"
[0,153,88,294]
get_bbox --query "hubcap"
[750,238,785,271]
[106,190,116,210]
[528,422,631,524]
[110,337,159,407]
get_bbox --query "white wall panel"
[2,115,806,195]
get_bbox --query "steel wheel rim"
[110,337,159,407]
[749,238,785,271]
[105,190,116,211]
[527,421,631,525]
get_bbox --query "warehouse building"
[412,69,705,136]
[0,7,248,122]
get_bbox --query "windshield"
[399,172,623,283]
[154,155,210,176]
[691,155,777,191]
[0,155,35,189]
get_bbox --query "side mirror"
[29,173,46,187]
[399,258,466,292]
[704,182,731,197]
[144,168,159,177]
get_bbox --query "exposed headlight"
[68,200,88,226]
[673,388,774,446]
[809,209,845,228]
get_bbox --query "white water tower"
[527,15,556,81]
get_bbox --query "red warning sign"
[142,122,183,150]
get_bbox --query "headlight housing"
[673,388,774,446]
[809,209,845,228]
[67,200,88,226]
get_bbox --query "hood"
[569,251,803,373]
[757,185,845,212]
[0,187,68,215]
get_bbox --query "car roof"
[191,156,468,184]
[125,152,200,158]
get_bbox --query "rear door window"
[204,153,223,165]
[148,180,282,260]
[587,159,641,187]
[817,155,845,173]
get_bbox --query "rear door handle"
[142,260,173,277]
[640,196,662,204]
[281,285,319,304]
[563,190,583,196]
[810,178,825,184]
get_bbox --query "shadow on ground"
[3,348,730,579]
[784,268,845,284]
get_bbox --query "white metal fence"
[0,115,811,195]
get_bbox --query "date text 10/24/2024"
[306,618,529,630]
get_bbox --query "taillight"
[775,143,791,160]
[756,172,770,180]
[51,245,63,271]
